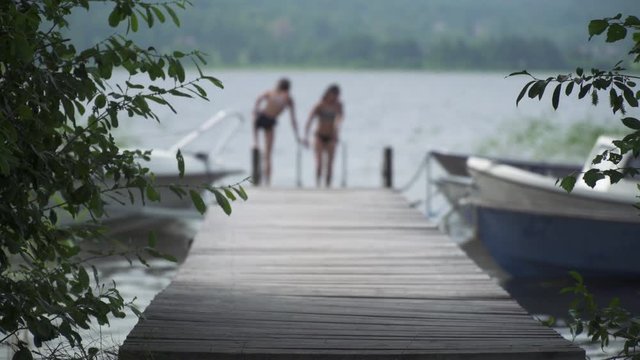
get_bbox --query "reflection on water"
[456,226,640,360]
[0,215,198,360]
[82,215,200,347]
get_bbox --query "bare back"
[260,90,290,118]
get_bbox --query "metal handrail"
[169,109,245,160]
[340,141,347,188]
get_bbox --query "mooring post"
[252,147,261,186]
[382,146,393,188]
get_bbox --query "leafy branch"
[510,12,640,359]
[509,13,640,194]
[562,272,640,359]
[0,1,244,359]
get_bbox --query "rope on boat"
[396,153,429,192]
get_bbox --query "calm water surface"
[4,70,636,359]
[116,70,619,187]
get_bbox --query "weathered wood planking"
[120,189,584,359]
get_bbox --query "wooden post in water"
[382,146,393,188]
[251,147,261,186]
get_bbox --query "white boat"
[466,136,640,277]
[425,150,579,223]
[60,110,245,224]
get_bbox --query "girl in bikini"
[253,78,300,186]
[304,84,343,188]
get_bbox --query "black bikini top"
[318,107,337,123]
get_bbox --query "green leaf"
[592,154,604,165]
[603,170,624,184]
[95,94,106,108]
[588,19,608,38]
[223,188,236,201]
[212,189,232,215]
[78,266,90,288]
[145,95,167,105]
[176,150,185,178]
[145,247,177,262]
[552,83,562,110]
[203,76,224,89]
[568,270,583,284]
[234,185,248,201]
[151,6,165,23]
[583,169,604,188]
[108,7,122,27]
[49,209,58,224]
[606,23,627,43]
[622,117,640,130]
[623,87,638,107]
[541,315,556,327]
[148,231,157,248]
[578,84,592,99]
[129,304,145,318]
[516,81,534,106]
[565,80,575,96]
[163,5,181,26]
[130,12,139,32]
[507,70,530,77]
[145,185,161,202]
[12,347,33,360]
[189,190,207,214]
[192,83,207,98]
[559,175,576,193]
[169,184,186,198]
[624,15,640,26]
[145,7,154,27]
[168,89,191,97]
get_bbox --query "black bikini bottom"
[255,113,276,130]
[316,133,336,144]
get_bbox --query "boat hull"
[467,156,640,278]
[476,206,640,278]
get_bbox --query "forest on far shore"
[65,0,639,70]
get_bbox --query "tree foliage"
[0,0,245,358]
[563,272,640,359]
[510,13,640,194]
[511,13,640,359]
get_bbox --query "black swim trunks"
[255,113,277,130]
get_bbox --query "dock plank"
[120,189,583,359]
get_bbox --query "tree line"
[63,0,638,70]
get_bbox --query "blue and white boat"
[466,136,640,278]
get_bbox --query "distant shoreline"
[166,64,640,76]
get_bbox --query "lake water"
[3,70,637,359]
[116,69,623,189]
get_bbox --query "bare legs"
[314,137,337,188]
[326,140,336,187]
[263,129,274,186]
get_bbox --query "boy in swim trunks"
[253,78,300,186]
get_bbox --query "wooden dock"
[120,189,584,359]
